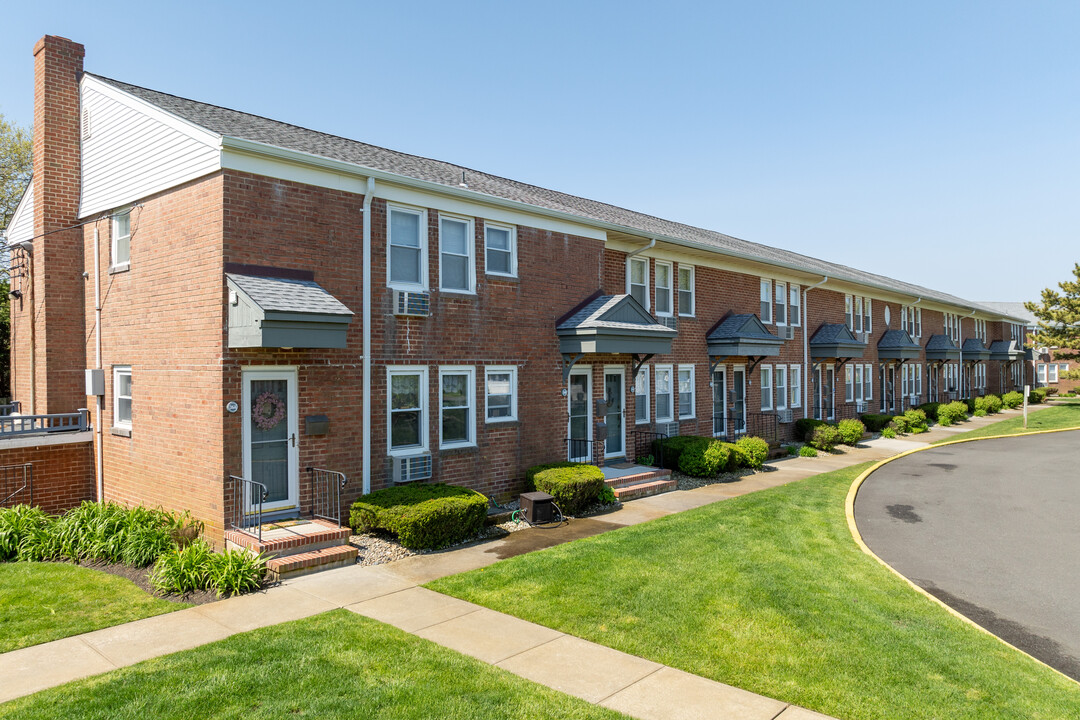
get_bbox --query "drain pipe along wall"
[362,177,375,495]
[803,276,828,415]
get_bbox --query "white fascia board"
[3,178,34,244]
[219,135,993,317]
[81,75,224,149]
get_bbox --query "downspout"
[802,276,828,416]
[362,177,375,496]
[958,309,976,396]
[625,238,655,258]
[26,246,36,415]
[93,224,104,502]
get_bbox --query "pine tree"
[1025,263,1080,362]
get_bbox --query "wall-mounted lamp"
[8,290,22,299]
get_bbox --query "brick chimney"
[25,35,87,413]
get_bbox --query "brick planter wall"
[0,435,94,514]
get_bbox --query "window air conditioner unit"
[857,331,869,343]
[781,325,795,340]
[393,290,430,317]
[910,394,919,406]
[856,401,867,414]
[392,453,432,483]
[777,408,793,423]
[660,315,678,330]
[655,422,679,437]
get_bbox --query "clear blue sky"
[2,1,1076,304]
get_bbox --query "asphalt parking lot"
[854,430,1080,679]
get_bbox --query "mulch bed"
[60,559,221,606]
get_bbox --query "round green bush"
[350,483,489,549]
[973,409,987,417]
[810,424,842,452]
[837,419,866,446]
[734,436,770,469]
[678,438,715,477]
[795,418,829,441]
[1002,391,1024,409]
[890,415,910,434]
[881,427,897,438]
[903,409,928,432]
[860,414,894,433]
[798,445,818,457]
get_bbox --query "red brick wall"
[0,440,94,515]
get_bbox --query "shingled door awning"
[961,338,991,361]
[924,334,961,361]
[556,293,676,379]
[809,323,866,360]
[989,340,1025,361]
[705,313,783,359]
[227,273,354,349]
[876,329,921,361]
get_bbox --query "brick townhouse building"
[4,36,1029,545]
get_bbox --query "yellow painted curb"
[845,423,1080,686]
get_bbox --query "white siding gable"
[79,76,222,218]
[4,179,33,244]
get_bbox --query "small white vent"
[392,454,432,483]
[81,107,91,140]
[777,408,793,423]
[393,290,429,317]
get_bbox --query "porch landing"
[601,463,676,502]
[225,518,357,581]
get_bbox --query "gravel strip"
[672,467,755,491]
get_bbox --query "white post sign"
[1023,384,1029,429]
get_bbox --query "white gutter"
[625,239,655,258]
[93,224,104,501]
[362,177,374,495]
[218,136,1023,321]
[803,276,828,416]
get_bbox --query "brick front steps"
[225,518,357,581]
[604,468,677,501]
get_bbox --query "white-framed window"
[655,261,673,316]
[944,313,960,343]
[790,366,802,408]
[655,365,673,423]
[916,364,923,396]
[635,367,650,424]
[760,280,772,323]
[439,367,475,449]
[1037,363,1047,383]
[438,215,475,293]
[790,285,801,326]
[627,257,649,310]
[845,365,855,402]
[775,282,787,325]
[388,366,428,454]
[901,365,910,396]
[864,298,872,334]
[854,297,864,333]
[760,365,773,411]
[901,307,908,333]
[915,308,922,338]
[1048,363,1059,383]
[111,208,132,270]
[975,319,987,341]
[776,365,788,410]
[678,265,694,317]
[855,365,864,402]
[845,295,854,330]
[113,365,132,428]
[864,363,873,401]
[678,365,695,419]
[485,222,517,277]
[388,205,427,290]
[485,366,517,422]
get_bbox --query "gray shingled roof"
[91,72,1024,322]
[877,329,919,349]
[925,334,959,351]
[707,313,776,341]
[977,302,1037,326]
[556,294,674,333]
[227,274,353,316]
[809,323,862,346]
[961,338,990,355]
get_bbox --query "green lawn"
[932,403,1080,443]
[0,562,184,653]
[428,464,1080,720]
[0,610,628,720]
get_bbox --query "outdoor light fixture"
[8,290,21,299]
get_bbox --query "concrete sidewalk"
[0,408,1041,717]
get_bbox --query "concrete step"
[613,478,678,501]
[266,544,358,581]
[224,518,351,558]
[604,468,672,489]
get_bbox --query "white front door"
[243,368,299,514]
[604,367,625,459]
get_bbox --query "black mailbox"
[305,414,330,436]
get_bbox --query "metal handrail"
[0,401,22,417]
[0,463,32,507]
[630,430,667,468]
[308,467,347,527]
[228,474,268,542]
[565,437,603,466]
[0,409,88,437]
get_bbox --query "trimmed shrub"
[799,445,818,457]
[937,401,969,425]
[881,427,898,438]
[986,395,1003,414]
[973,395,1002,415]
[785,444,799,457]
[810,424,842,452]
[350,483,489,549]
[705,441,735,474]
[1029,387,1049,404]
[860,414,894,433]
[598,485,617,505]
[678,438,716,477]
[651,436,702,471]
[795,418,829,442]
[890,415,911,434]
[532,464,607,516]
[917,402,941,421]
[1002,391,1024,409]
[973,409,988,417]
[837,419,866,446]
[734,436,769,469]
[961,398,976,414]
[903,409,929,432]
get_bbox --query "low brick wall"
[0,433,95,514]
